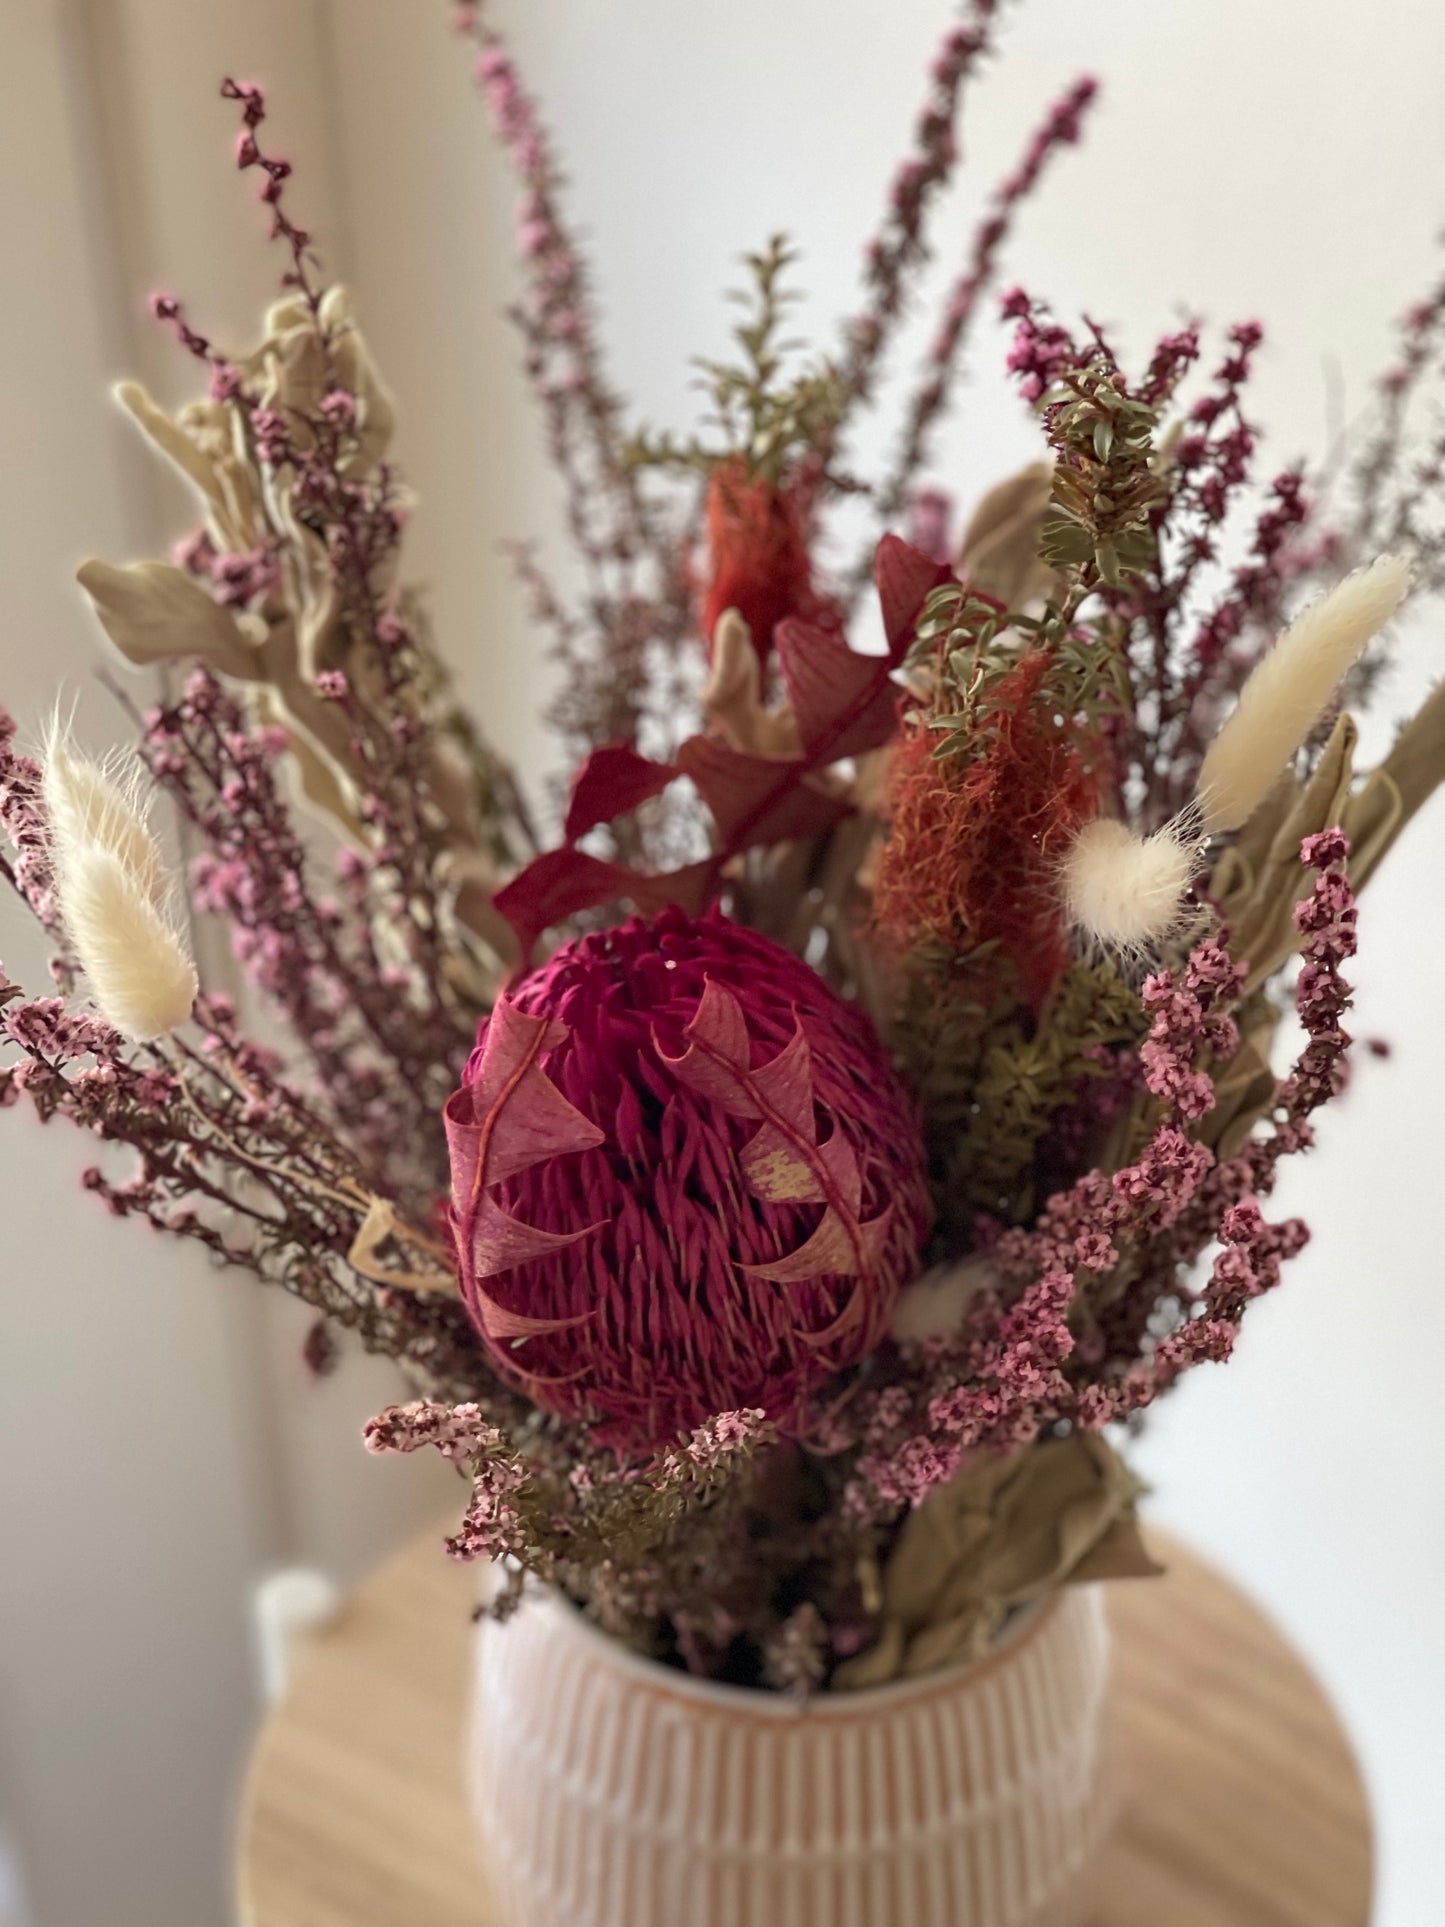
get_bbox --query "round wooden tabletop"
[238,1526,1372,1927]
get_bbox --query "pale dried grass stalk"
[57,845,198,1039]
[1198,554,1412,835]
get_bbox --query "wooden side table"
[237,1528,1372,1927]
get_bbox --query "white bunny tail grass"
[41,717,195,1038]
[1197,553,1412,836]
[42,717,162,904]
[58,843,197,1040]
[1062,815,1199,959]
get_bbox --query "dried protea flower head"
[445,906,932,1452]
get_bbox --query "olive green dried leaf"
[834,1433,1157,1690]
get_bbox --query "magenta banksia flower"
[445,907,932,1452]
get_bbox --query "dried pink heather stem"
[451,4,694,757]
[871,75,1099,538]
[1354,251,1445,581]
[141,80,517,978]
[134,670,468,1200]
[838,1,1003,415]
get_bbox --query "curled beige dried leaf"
[835,1433,1158,1690]
[702,609,800,756]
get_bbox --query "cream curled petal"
[703,608,801,757]
[890,1256,1000,1342]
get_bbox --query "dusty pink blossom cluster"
[841,838,1357,1520]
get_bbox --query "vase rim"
[511,1579,1071,1721]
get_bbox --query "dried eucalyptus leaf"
[114,380,226,508]
[956,460,1057,609]
[834,1433,1156,1690]
[1345,678,1445,890]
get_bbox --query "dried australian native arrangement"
[6,7,1445,1698]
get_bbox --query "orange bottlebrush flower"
[872,650,1101,1009]
[700,454,837,665]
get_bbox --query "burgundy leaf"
[773,617,903,760]
[676,735,852,849]
[875,531,956,654]
[563,742,680,844]
[493,847,712,962]
[743,1102,859,1206]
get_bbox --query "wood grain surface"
[237,1527,1372,1927]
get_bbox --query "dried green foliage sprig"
[944,960,1147,1225]
[625,238,847,488]
[908,581,1130,769]
[1037,357,1168,592]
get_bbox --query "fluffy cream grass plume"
[1197,553,1412,835]
[42,721,162,901]
[58,845,199,1040]
[1064,553,1411,958]
[1062,816,1197,957]
[42,728,197,1040]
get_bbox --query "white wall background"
[1,3,1442,1923]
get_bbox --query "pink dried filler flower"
[445,907,932,1451]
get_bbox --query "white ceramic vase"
[467,1580,1110,1927]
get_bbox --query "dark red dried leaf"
[493,847,712,963]
[773,617,902,760]
[563,742,680,844]
[675,735,853,848]
[444,998,605,1338]
[656,977,893,1295]
[495,539,954,951]
[875,531,956,653]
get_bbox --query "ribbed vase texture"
[467,1583,1110,1927]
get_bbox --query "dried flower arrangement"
[5,3,1445,1697]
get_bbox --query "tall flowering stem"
[836,2,1003,417]
[134,79,521,981]
[131,671,465,1203]
[1352,252,1445,588]
[868,75,1099,548]
[451,1,695,758]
